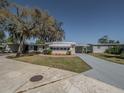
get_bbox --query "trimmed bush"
[105,46,121,54]
[66,50,71,55]
[120,51,124,59]
[43,49,52,55]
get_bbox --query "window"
[43,46,45,49]
[56,48,59,50]
[60,48,64,50]
[64,48,67,50]
[50,47,70,51]
[67,48,70,50]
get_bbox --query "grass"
[10,55,91,73]
[90,53,124,64]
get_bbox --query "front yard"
[10,55,91,73]
[90,53,124,64]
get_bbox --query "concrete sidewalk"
[77,54,124,90]
[0,55,124,93]
[0,55,77,93]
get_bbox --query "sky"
[10,0,124,44]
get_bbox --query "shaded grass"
[90,53,124,64]
[10,55,91,73]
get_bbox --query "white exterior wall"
[37,46,44,52]
[52,50,67,55]
[49,42,76,55]
[51,47,75,55]
[70,46,75,55]
[93,46,109,53]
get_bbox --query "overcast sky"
[11,0,124,44]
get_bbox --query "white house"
[90,44,124,53]
[48,42,76,55]
[6,42,124,54]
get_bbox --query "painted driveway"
[77,54,124,90]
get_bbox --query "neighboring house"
[48,42,76,55]
[0,43,10,53]
[6,43,46,53]
[7,44,18,52]
[90,44,124,53]
[27,44,47,53]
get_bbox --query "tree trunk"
[16,37,24,57]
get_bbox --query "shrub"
[66,50,71,55]
[105,46,121,54]
[0,45,4,53]
[0,46,2,51]
[120,51,124,59]
[43,49,52,55]
[105,48,110,53]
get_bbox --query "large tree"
[98,35,109,44]
[0,0,9,9]
[0,0,9,43]
[98,35,120,44]
[32,9,64,42]
[0,0,64,56]
[0,31,5,43]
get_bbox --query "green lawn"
[90,53,124,64]
[11,55,91,73]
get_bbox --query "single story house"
[48,42,76,55]
[26,44,47,53]
[5,42,76,55]
[5,42,124,54]
[90,44,124,53]
[5,43,47,53]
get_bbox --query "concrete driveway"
[0,54,124,93]
[77,54,124,90]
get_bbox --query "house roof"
[46,42,76,45]
[76,43,89,47]
[7,43,46,46]
[49,44,72,47]
[48,42,76,47]
[89,43,124,46]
